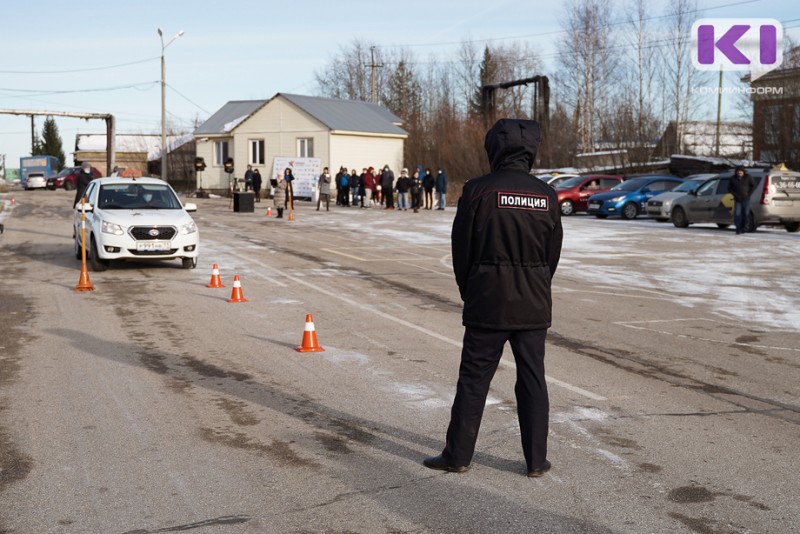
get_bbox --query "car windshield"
[612,178,650,191]
[98,183,182,210]
[671,179,705,193]
[554,176,586,189]
[56,168,72,177]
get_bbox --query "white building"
[194,93,408,192]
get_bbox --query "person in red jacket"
[424,119,563,477]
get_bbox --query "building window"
[214,141,229,166]
[297,138,314,158]
[764,106,779,147]
[249,139,265,165]
[793,104,800,143]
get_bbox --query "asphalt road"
[1,189,798,534]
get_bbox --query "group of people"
[243,164,448,216]
[243,165,264,202]
[330,165,447,213]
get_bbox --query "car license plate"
[774,200,793,206]
[589,201,601,209]
[136,241,170,251]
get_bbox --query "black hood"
[484,119,541,172]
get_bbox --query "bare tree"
[315,39,376,101]
[627,0,660,146]
[456,38,480,117]
[661,0,698,153]
[557,0,616,151]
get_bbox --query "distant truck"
[20,156,60,189]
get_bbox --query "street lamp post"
[158,27,184,182]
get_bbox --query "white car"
[73,177,199,271]
[25,172,48,190]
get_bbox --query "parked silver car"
[645,174,717,221]
[670,166,800,232]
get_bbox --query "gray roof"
[194,100,267,135]
[280,93,406,135]
[194,94,407,136]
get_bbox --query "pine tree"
[470,46,498,119]
[39,117,66,170]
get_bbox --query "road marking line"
[203,237,606,401]
[554,285,676,302]
[398,262,451,276]
[615,319,800,353]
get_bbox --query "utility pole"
[30,115,35,154]
[368,46,384,103]
[158,28,184,182]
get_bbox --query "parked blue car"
[586,175,684,219]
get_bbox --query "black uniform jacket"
[451,119,563,330]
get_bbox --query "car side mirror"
[184,203,197,212]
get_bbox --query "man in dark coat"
[251,168,263,202]
[435,168,448,209]
[73,161,95,207]
[424,119,563,477]
[381,165,395,209]
[728,165,756,234]
[244,165,255,192]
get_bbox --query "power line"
[375,0,761,50]
[165,83,211,115]
[0,81,158,98]
[370,15,800,69]
[0,56,159,75]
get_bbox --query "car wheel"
[672,207,689,228]
[746,212,757,233]
[716,223,730,229]
[89,237,109,272]
[621,202,638,220]
[785,221,800,233]
[559,200,575,216]
[74,235,82,260]
[595,214,608,219]
[182,257,197,269]
[64,181,74,191]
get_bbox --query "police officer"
[423,119,563,477]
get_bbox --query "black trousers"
[442,327,549,470]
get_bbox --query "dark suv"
[47,166,101,190]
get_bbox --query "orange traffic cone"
[295,314,324,352]
[75,262,95,292]
[10,197,16,206]
[227,275,248,302]
[266,206,272,216]
[207,263,226,288]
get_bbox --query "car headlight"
[180,221,198,235]
[663,199,673,208]
[609,196,625,203]
[101,220,125,235]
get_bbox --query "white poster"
[271,157,321,199]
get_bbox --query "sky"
[1,0,799,171]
